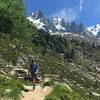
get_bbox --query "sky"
[23,0,100,26]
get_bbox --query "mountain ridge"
[27,10,100,44]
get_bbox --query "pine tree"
[0,0,13,33]
[0,0,33,38]
[70,21,77,33]
[64,47,75,61]
[77,23,84,33]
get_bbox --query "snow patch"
[56,25,66,31]
[27,17,46,30]
[87,24,100,36]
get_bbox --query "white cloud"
[80,0,84,11]
[50,0,85,22]
[51,8,78,22]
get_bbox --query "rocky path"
[21,85,52,100]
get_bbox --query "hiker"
[28,58,38,89]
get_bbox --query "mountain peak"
[52,17,63,22]
[95,24,100,28]
[51,17,66,31]
[87,24,100,36]
[31,10,44,19]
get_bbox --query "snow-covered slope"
[27,10,100,44]
[27,17,46,30]
[52,17,66,31]
[87,24,100,37]
[27,10,67,33]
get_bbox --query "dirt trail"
[21,86,52,100]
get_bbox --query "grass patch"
[0,75,23,99]
[6,87,21,100]
[45,85,91,100]
[42,80,54,87]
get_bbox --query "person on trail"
[28,59,38,89]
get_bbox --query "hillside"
[0,0,100,100]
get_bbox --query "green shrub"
[45,85,87,100]
[7,87,21,100]
[43,81,54,87]
[0,75,23,99]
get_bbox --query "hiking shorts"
[31,72,36,78]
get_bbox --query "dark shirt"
[29,63,38,74]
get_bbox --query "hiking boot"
[33,84,35,90]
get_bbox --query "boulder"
[10,68,28,80]
[91,92,100,97]
[10,70,16,75]
[23,85,33,91]
[0,70,6,75]
[13,68,28,74]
